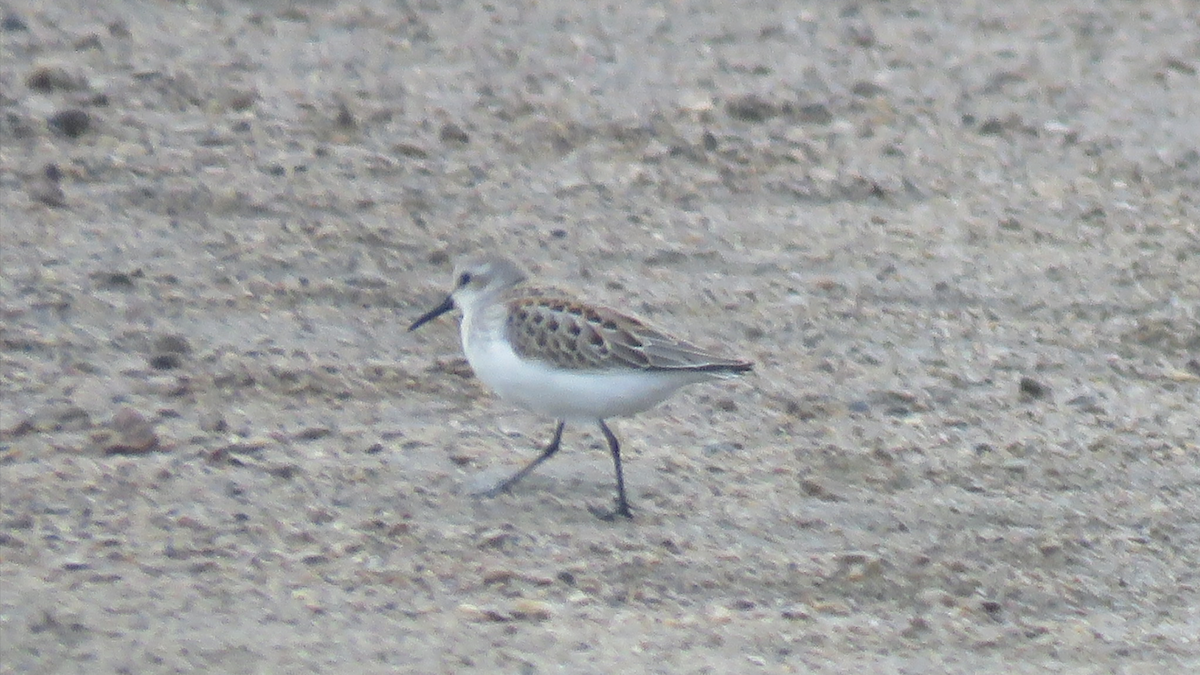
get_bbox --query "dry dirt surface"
[2,0,1199,673]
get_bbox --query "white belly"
[463,330,711,422]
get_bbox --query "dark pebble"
[848,400,871,414]
[703,441,742,455]
[440,122,470,144]
[101,407,161,455]
[154,334,192,355]
[95,269,143,289]
[726,94,778,122]
[27,66,87,92]
[1018,376,1050,400]
[978,117,1005,135]
[267,464,301,480]
[30,164,66,207]
[149,354,183,370]
[851,81,886,97]
[74,34,103,51]
[2,12,29,31]
[793,103,833,125]
[295,426,333,441]
[394,142,429,158]
[335,99,356,129]
[48,109,91,138]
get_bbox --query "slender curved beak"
[408,295,455,332]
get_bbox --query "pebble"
[94,407,161,455]
[48,109,92,138]
[29,164,66,207]
[725,94,778,122]
[2,11,28,31]
[781,604,812,620]
[26,64,89,92]
[511,599,553,620]
[707,604,733,624]
[439,122,470,144]
[1018,376,1050,400]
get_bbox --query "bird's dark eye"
[456,272,472,287]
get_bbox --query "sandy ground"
[2,0,1199,672]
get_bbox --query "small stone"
[1018,376,1050,400]
[846,24,876,47]
[781,604,812,620]
[393,142,429,158]
[481,567,517,584]
[148,354,182,370]
[295,426,333,441]
[23,404,91,433]
[29,164,66,207]
[794,103,833,125]
[726,94,778,122]
[3,12,29,31]
[48,109,92,138]
[27,65,88,92]
[457,603,488,621]
[447,446,478,466]
[440,122,470,144]
[800,478,841,501]
[978,117,1005,135]
[707,604,733,624]
[198,410,228,433]
[154,334,191,355]
[94,269,142,289]
[226,89,257,112]
[810,600,852,615]
[74,34,103,50]
[980,600,1003,619]
[334,98,356,129]
[511,599,553,620]
[901,615,931,638]
[702,441,741,455]
[265,464,301,480]
[678,90,714,113]
[851,81,886,97]
[97,407,161,455]
[476,528,514,549]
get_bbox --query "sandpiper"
[409,255,752,519]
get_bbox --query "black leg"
[591,419,633,520]
[485,421,565,497]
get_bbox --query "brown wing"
[505,293,752,374]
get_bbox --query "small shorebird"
[409,255,752,519]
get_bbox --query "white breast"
[461,318,712,422]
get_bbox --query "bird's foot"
[589,502,634,521]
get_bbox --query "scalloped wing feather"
[505,293,752,374]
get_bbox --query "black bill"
[408,295,455,332]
